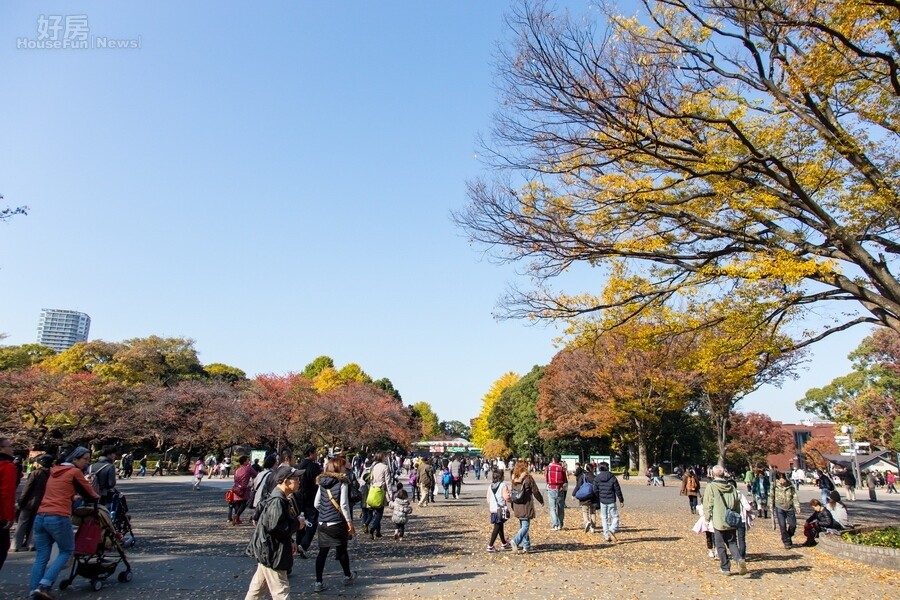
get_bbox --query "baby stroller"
[109,490,136,547]
[60,505,133,592]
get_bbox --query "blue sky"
[0,2,870,427]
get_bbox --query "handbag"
[366,485,385,508]
[225,490,235,504]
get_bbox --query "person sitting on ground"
[825,490,851,529]
[803,498,841,546]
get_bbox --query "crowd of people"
[3,436,898,598]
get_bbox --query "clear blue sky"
[0,2,869,427]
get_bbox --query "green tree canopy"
[0,344,57,370]
[488,366,545,457]
[302,355,335,379]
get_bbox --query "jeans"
[369,507,384,533]
[30,514,75,591]
[443,484,450,499]
[599,503,619,540]
[714,528,743,571]
[547,488,561,528]
[688,495,698,513]
[475,469,481,480]
[512,518,531,550]
[774,507,796,547]
[820,489,830,505]
[736,524,747,558]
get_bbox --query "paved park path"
[2,474,897,599]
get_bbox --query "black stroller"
[109,490,136,548]
[60,505,133,592]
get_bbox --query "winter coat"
[417,462,434,487]
[769,481,800,512]
[511,473,544,520]
[231,463,255,501]
[390,496,413,525]
[574,471,596,507]
[314,472,351,524]
[38,464,100,517]
[87,456,117,502]
[17,467,50,513]
[681,473,700,497]
[702,478,741,531]
[246,487,299,571]
[592,470,624,505]
[0,453,16,524]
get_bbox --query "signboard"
[560,454,580,472]
[429,446,445,454]
[448,447,465,453]
[589,455,612,466]
[250,449,268,466]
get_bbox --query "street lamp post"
[841,425,863,491]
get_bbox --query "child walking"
[390,483,413,540]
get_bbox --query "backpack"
[86,463,112,498]
[442,471,452,487]
[511,482,528,504]
[574,476,595,502]
[347,471,362,504]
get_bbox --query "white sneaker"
[708,550,717,559]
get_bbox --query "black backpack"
[346,469,362,504]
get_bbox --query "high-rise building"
[36,309,91,352]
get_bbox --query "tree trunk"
[715,413,728,467]
[628,444,637,472]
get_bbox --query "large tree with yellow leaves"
[457,0,900,347]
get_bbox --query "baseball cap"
[274,465,305,483]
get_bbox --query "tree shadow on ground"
[749,553,803,563]
[620,536,682,543]
[745,565,812,578]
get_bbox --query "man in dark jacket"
[88,446,118,505]
[244,465,304,600]
[14,454,54,552]
[295,445,322,558]
[592,462,624,543]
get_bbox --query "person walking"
[138,455,147,477]
[228,456,255,525]
[769,472,801,549]
[751,468,771,519]
[865,470,878,501]
[838,467,856,501]
[0,438,16,571]
[592,462,624,544]
[486,468,512,552]
[510,460,544,553]
[312,456,357,592]
[545,454,567,530]
[886,470,897,494]
[574,463,597,532]
[703,466,747,576]
[366,452,390,539]
[296,445,323,559]
[193,458,205,490]
[13,454,54,553]
[389,483,412,541]
[29,446,101,599]
[816,469,835,505]
[243,465,304,600]
[417,459,434,507]
[87,446,118,506]
[681,469,701,514]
